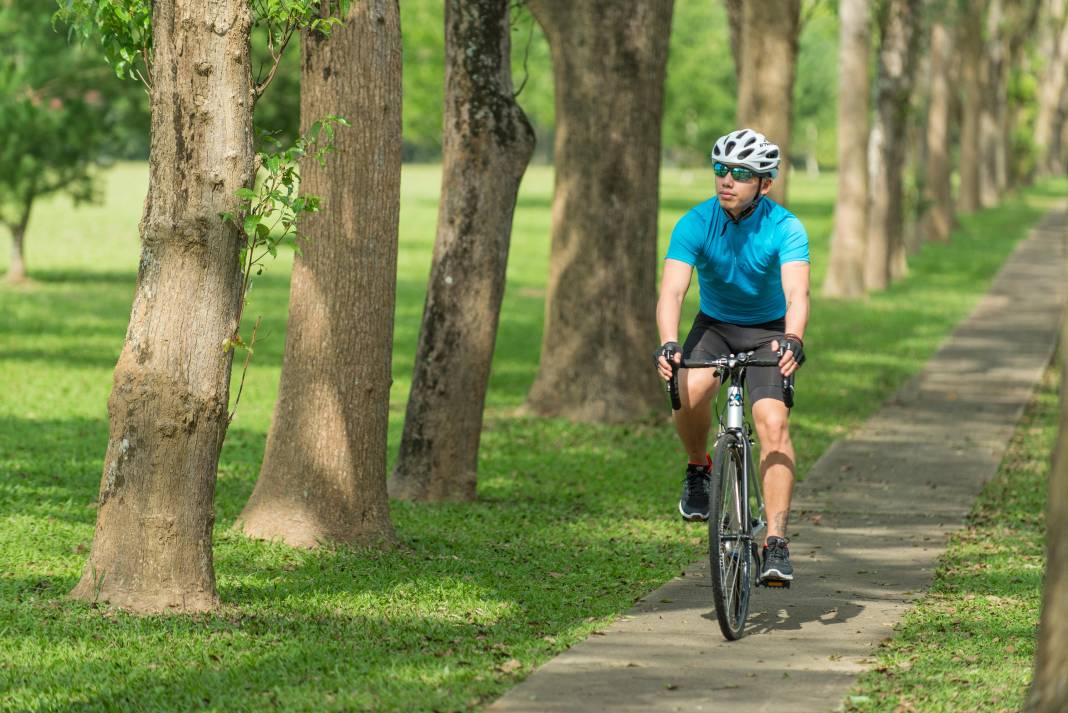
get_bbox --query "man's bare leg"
[673,367,720,461]
[752,398,795,543]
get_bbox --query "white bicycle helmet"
[710,128,781,177]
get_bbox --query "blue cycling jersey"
[665,196,809,325]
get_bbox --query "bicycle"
[667,350,792,640]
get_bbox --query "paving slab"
[488,207,1067,713]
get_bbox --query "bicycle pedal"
[760,579,790,589]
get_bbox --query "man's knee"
[753,400,791,448]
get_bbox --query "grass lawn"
[0,164,1064,711]
[845,359,1060,713]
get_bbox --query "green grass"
[844,358,1060,713]
[1,165,1064,711]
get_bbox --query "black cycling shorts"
[681,312,786,405]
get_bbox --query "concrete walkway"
[488,208,1067,713]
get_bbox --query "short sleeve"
[665,210,703,266]
[779,217,810,264]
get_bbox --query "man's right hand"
[653,341,682,381]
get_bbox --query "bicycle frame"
[720,367,766,561]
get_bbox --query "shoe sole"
[760,567,794,582]
[678,501,709,522]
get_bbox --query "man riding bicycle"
[654,128,810,584]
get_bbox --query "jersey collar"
[717,196,765,234]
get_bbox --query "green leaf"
[243,214,262,238]
[235,187,258,201]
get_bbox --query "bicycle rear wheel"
[708,432,753,640]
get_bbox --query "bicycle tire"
[708,432,753,640]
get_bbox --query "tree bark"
[864,0,922,292]
[822,0,872,298]
[979,0,1006,207]
[1025,315,1068,713]
[1057,114,1068,174]
[724,0,744,80]
[1001,0,1040,188]
[69,0,253,613]
[522,0,673,422]
[4,195,33,283]
[922,18,954,243]
[958,0,985,213]
[1035,2,1068,175]
[390,0,534,502]
[236,0,402,547]
[733,0,801,205]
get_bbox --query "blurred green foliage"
[18,0,1051,172]
[29,0,845,166]
[0,0,119,231]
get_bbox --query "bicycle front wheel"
[708,433,753,640]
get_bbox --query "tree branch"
[255,21,297,99]
[227,316,261,425]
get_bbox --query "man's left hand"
[771,334,805,377]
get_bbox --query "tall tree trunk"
[724,0,744,79]
[823,0,872,298]
[1036,2,1068,175]
[979,0,1005,207]
[900,103,924,263]
[522,1,673,422]
[4,195,33,283]
[1025,315,1068,713]
[922,18,954,243]
[805,122,820,178]
[390,0,534,502]
[1002,0,1041,189]
[69,0,253,613]
[734,0,801,205]
[864,0,921,291]
[958,0,985,213]
[237,0,401,547]
[1057,114,1068,174]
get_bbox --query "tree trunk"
[823,0,872,298]
[1035,2,1068,175]
[979,0,1005,207]
[69,0,253,613]
[922,18,954,243]
[724,0,744,80]
[390,0,534,502]
[522,1,672,422]
[958,0,984,213]
[236,0,401,547]
[1057,114,1068,174]
[1002,0,1041,189]
[1025,315,1068,713]
[805,122,819,178]
[899,103,924,264]
[4,196,33,283]
[734,0,801,205]
[864,0,921,292]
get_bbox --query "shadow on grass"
[1,178,1063,712]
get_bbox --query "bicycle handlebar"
[666,351,785,412]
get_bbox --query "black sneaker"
[678,462,711,521]
[761,536,794,581]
